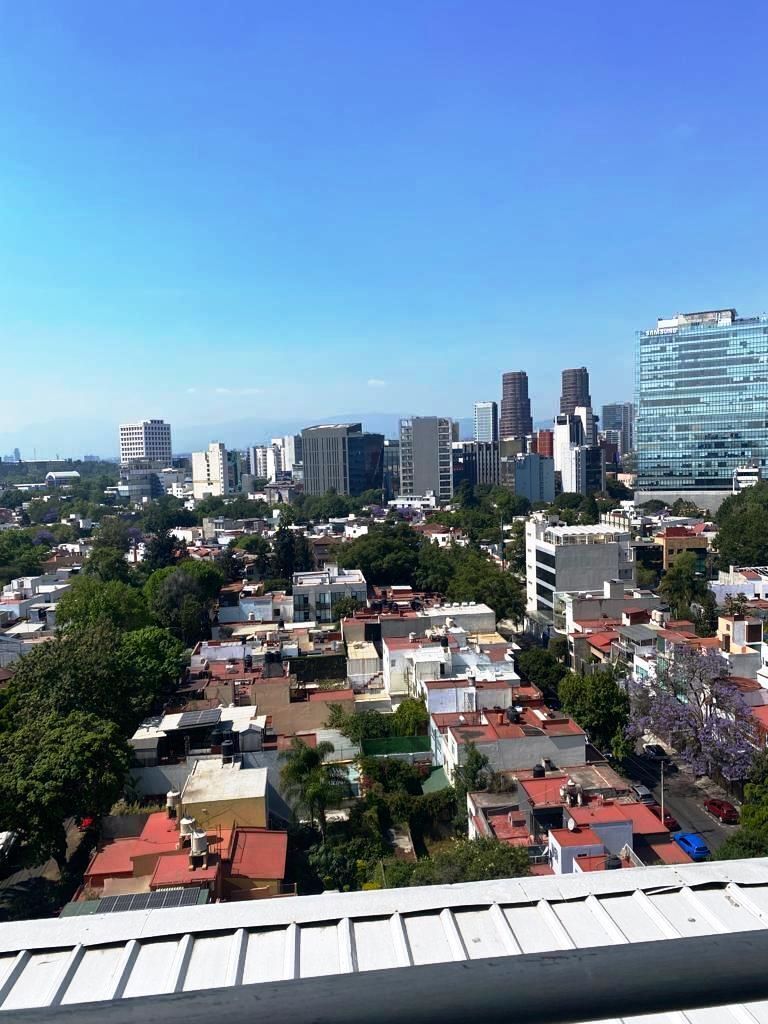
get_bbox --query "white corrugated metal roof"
[2,860,768,1018]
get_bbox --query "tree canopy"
[631,648,753,781]
[0,712,130,865]
[659,551,708,619]
[715,482,768,567]
[55,576,152,632]
[559,668,631,756]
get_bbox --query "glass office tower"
[636,309,768,493]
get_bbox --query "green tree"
[392,697,429,736]
[2,623,168,733]
[505,520,527,575]
[0,530,43,585]
[93,517,131,553]
[517,647,566,696]
[280,738,350,833]
[452,742,491,831]
[715,482,768,567]
[144,562,223,644]
[659,551,708,619]
[333,595,362,621]
[120,626,185,706]
[82,545,132,583]
[446,550,524,621]
[337,522,420,586]
[579,494,600,524]
[235,534,272,577]
[0,712,130,865]
[143,531,180,572]
[55,576,151,632]
[559,668,630,756]
[406,838,530,886]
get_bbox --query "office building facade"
[500,371,533,438]
[601,402,635,456]
[192,442,241,500]
[302,423,383,496]
[119,419,172,465]
[560,368,591,416]
[399,417,453,501]
[636,308,768,508]
[382,439,400,499]
[525,516,635,619]
[513,453,555,504]
[473,401,499,443]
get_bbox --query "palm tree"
[279,738,350,834]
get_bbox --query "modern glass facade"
[636,309,768,492]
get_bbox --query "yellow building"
[653,527,708,571]
[181,760,268,831]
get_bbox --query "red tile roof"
[150,851,219,888]
[549,826,603,848]
[229,828,288,880]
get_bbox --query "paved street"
[621,753,736,854]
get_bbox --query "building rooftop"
[0,860,767,1015]
[181,761,268,805]
[229,828,288,880]
[549,826,603,848]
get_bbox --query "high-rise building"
[500,372,532,439]
[119,419,172,465]
[247,445,269,478]
[302,423,383,496]
[452,441,500,490]
[574,405,597,447]
[192,442,241,500]
[513,453,555,504]
[601,402,635,456]
[636,308,768,507]
[382,439,400,499]
[399,417,454,501]
[536,429,554,459]
[560,368,591,416]
[473,401,499,443]
[553,414,604,495]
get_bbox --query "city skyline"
[3,2,768,453]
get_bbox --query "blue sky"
[2,0,767,456]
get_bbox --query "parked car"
[631,783,655,804]
[704,798,739,824]
[672,831,710,861]
[643,743,668,759]
[648,802,680,831]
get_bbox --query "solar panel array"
[177,708,221,730]
[97,888,206,914]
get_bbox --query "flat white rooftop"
[0,860,767,1017]
[181,760,267,804]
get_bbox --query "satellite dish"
[567,817,577,832]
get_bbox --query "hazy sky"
[2,1,768,456]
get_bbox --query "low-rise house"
[292,565,368,624]
[82,810,291,903]
[432,703,585,781]
[653,526,709,571]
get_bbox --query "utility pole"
[660,758,665,825]
[500,514,505,571]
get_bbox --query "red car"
[648,803,680,831]
[704,798,739,824]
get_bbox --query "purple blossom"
[629,648,755,782]
[33,529,56,546]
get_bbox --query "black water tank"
[532,764,546,778]
[605,854,622,870]
[221,739,234,764]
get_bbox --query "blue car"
[672,831,710,861]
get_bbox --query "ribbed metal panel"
[1,860,768,1020]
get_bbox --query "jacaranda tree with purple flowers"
[630,647,755,781]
